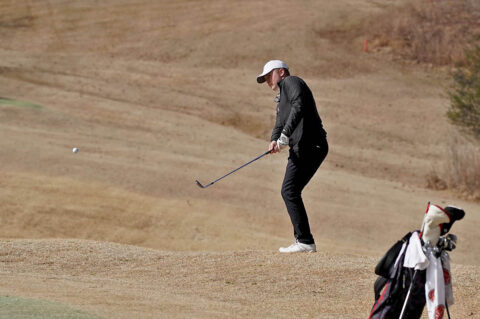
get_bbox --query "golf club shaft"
[197,150,271,188]
[399,269,418,319]
[440,256,452,319]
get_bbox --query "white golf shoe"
[279,241,316,253]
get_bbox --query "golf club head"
[446,233,457,243]
[441,206,465,235]
[195,180,205,188]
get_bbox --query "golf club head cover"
[421,204,450,246]
[440,206,465,235]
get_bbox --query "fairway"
[0,97,42,109]
[0,296,100,319]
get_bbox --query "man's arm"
[271,106,283,142]
[282,78,305,137]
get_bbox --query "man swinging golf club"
[257,60,329,253]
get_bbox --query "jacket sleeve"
[282,78,304,137]
[270,107,283,142]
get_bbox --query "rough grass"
[357,0,480,198]
[426,133,480,200]
[1,239,479,319]
[362,0,480,66]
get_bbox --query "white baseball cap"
[256,60,289,83]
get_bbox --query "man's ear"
[279,68,286,78]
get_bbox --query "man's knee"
[281,186,299,202]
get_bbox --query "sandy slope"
[1,0,480,318]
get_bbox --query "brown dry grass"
[0,0,480,318]
[427,133,480,200]
[362,0,480,66]
[446,140,480,197]
[1,239,479,319]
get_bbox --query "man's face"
[264,68,284,91]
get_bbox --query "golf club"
[195,150,271,189]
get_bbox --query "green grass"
[0,97,42,109]
[0,296,101,319]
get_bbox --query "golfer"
[257,60,328,253]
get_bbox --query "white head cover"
[421,204,450,246]
[257,60,289,83]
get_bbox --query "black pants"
[281,143,328,244]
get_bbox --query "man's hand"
[276,133,289,151]
[269,140,279,154]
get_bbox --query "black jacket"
[271,76,327,155]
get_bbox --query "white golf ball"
[72,147,79,153]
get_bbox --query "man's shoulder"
[283,75,304,85]
[282,75,308,89]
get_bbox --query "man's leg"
[281,150,323,244]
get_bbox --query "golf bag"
[368,203,465,319]
[369,232,426,319]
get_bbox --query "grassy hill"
[0,0,479,317]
